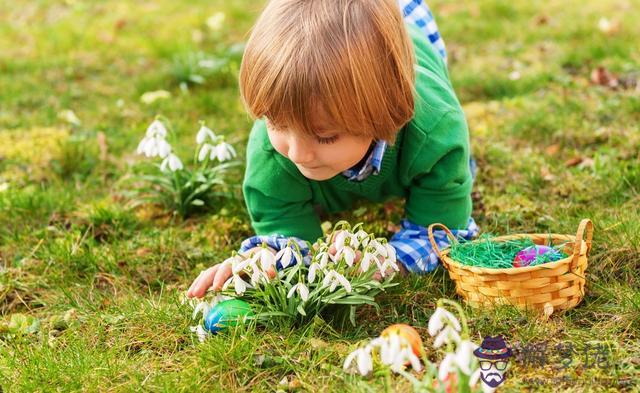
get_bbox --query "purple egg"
[513,245,560,267]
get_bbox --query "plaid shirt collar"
[341,140,387,182]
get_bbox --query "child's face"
[266,107,373,181]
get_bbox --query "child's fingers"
[187,265,219,298]
[354,250,362,264]
[328,244,337,255]
[211,263,232,291]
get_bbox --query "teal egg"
[204,299,254,333]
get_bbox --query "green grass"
[1,0,639,391]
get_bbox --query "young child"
[187,0,479,299]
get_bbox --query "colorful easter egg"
[513,245,561,267]
[204,299,254,333]
[381,323,423,357]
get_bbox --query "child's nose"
[287,138,315,165]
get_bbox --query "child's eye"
[316,135,339,144]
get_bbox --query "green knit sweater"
[242,24,472,242]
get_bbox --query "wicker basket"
[427,219,593,313]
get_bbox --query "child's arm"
[394,109,478,273]
[390,217,479,273]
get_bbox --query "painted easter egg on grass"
[204,299,254,333]
[381,323,424,357]
[513,245,561,268]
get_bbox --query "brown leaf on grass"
[564,156,595,169]
[545,144,561,156]
[534,14,549,25]
[590,67,619,89]
[564,157,584,167]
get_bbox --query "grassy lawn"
[1,0,639,391]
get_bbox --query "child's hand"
[186,246,276,299]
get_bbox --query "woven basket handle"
[571,219,593,270]
[427,223,458,260]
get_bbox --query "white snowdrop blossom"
[252,248,276,272]
[287,283,310,302]
[322,270,352,293]
[455,340,478,375]
[428,307,462,337]
[137,120,172,158]
[222,273,252,295]
[336,246,356,267]
[345,333,422,376]
[360,252,376,272]
[315,251,330,268]
[189,324,209,343]
[197,143,214,162]
[275,247,300,269]
[196,125,216,144]
[307,263,322,283]
[343,346,374,376]
[213,141,236,162]
[160,152,184,172]
[433,325,462,348]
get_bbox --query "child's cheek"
[267,131,289,158]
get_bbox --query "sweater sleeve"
[404,110,473,230]
[242,120,324,242]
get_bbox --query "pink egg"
[513,245,560,267]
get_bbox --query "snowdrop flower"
[343,346,374,376]
[160,152,184,172]
[192,301,212,320]
[333,231,347,251]
[287,283,310,301]
[196,124,216,144]
[428,307,462,337]
[368,239,388,258]
[315,251,330,268]
[213,141,236,162]
[137,120,172,158]
[145,119,168,138]
[197,143,214,162]
[322,270,352,293]
[252,248,276,272]
[438,352,456,381]
[454,340,478,375]
[307,262,323,283]
[360,252,376,272]
[222,273,252,295]
[370,335,422,373]
[189,324,209,343]
[275,247,300,269]
[335,246,356,267]
[354,229,369,244]
[433,326,462,348]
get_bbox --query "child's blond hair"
[239,0,415,145]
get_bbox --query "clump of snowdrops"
[127,117,240,218]
[343,299,499,393]
[190,222,401,330]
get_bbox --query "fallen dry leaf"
[590,66,619,89]
[564,157,584,167]
[545,144,561,156]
